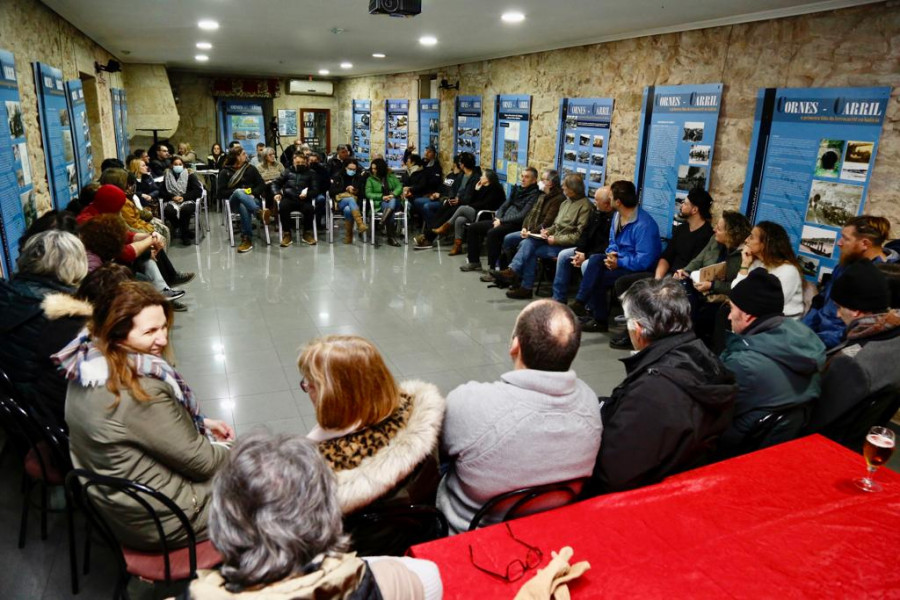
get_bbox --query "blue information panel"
[65,80,94,190]
[454,96,482,165]
[492,95,531,191]
[385,99,409,170]
[634,83,723,239]
[33,62,77,211]
[110,88,130,160]
[221,100,264,156]
[0,49,35,275]
[352,99,371,168]
[741,86,891,282]
[418,99,439,153]
[556,98,614,198]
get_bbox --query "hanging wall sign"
[33,62,76,211]
[418,99,439,153]
[741,86,891,281]
[352,99,371,168]
[385,99,409,170]
[277,109,298,138]
[634,83,723,239]
[492,95,531,191]
[556,97,614,198]
[110,88,130,160]
[454,95,482,165]
[221,100,265,156]
[65,79,94,190]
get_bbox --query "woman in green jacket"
[365,158,403,246]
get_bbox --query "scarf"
[52,330,207,436]
[228,162,250,190]
[164,169,189,198]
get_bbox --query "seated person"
[460,167,541,272]
[78,213,128,272]
[438,300,602,534]
[804,215,899,349]
[57,281,234,550]
[416,154,460,227]
[160,156,204,245]
[413,152,480,250]
[330,158,370,243]
[297,335,445,515]
[127,158,160,217]
[552,186,614,305]
[719,268,825,451]
[732,221,804,317]
[101,167,171,247]
[571,180,661,332]
[147,143,171,178]
[217,146,268,254]
[254,146,284,202]
[430,168,506,256]
[590,278,736,495]
[273,152,318,247]
[365,158,404,247]
[307,151,331,226]
[0,231,89,431]
[207,143,225,170]
[249,142,266,167]
[326,144,351,177]
[808,260,900,433]
[176,142,197,164]
[495,173,592,300]
[190,432,442,600]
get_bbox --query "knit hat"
[730,267,784,318]
[91,184,127,214]
[831,259,890,313]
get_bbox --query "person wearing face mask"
[329,159,369,244]
[161,156,204,245]
[274,153,319,247]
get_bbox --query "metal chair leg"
[67,496,79,594]
[18,477,30,548]
[40,481,48,540]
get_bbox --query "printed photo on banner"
[66,164,77,194]
[13,143,19,162]
[564,150,576,162]
[59,108,70,127]
[805,180,863,227]
[682,121,704,142]
[590,153,605,167]
[589,171,603,184]
[576,167,587,175]
[6,100,24,138]
[689,145,710,165]
[18,143,30,183]
[565,132,575,146]
[840,141,873,182]
[799,255,821,278]
[677,165,707,191]
[577,151,590,164]
[818,265,833,284]
[428,118,439,134]
[579,134,590,146]
[593,135,604,148]
[20,190,37,229]
[815,139,844,178]
[800,224,837,258]
[62,130,75,163]
[16,168,24,187]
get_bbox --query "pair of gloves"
[514,547,590,600]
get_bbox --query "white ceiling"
[43,0,877,79]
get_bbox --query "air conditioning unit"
[288,79,334,96]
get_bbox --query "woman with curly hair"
[732,220,805,317]
[78,213,128,272]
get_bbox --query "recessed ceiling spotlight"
[372,53,386,58]
[419,35,438,46]
[196,42,212,50]
[318,69,330,75]
[340,62,353,69]
[195,54,209,62]
[501,11,526,23]
[197,20,219,30]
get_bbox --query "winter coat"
[606,208,662,272]
[468,183,506,213]
[330,170,367,201]
[454,168,481,205]
[495,183,541,226]
[683,237,744,296]
[420,159,444,196]
[545,196,592,247]
[216,164,266,200]
[575,208,614,257]
[275,165,319,202]
[522,188,565,233]
[160,172,204,204]
[364,173,403,211]
[592,331,737,494]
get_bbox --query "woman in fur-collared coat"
[298,335,446,515]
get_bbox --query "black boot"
[386,222,401,247]
[381,208,394,234]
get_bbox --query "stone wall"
[334,2,900,229]
[0,0,122,215]
[123,63,178,151]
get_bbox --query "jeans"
[448,205,477,240]
[413,196,441,225]
[509,238,565,290]
[576,255,629,321]
[339,197,359,219]
[501,232,525,268]
[229,190,260,237]
[313,194,326,224]
[552,247,579,302]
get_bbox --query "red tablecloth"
[409,435,900,598]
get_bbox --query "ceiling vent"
[288,79,334,96]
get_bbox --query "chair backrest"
[344,504,448,557]
[467,478,588,532]
[0,378,71,477]
[729,403,812,459]
[823,386,900,452]
[65,469,200,583]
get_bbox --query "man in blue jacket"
[571,180,661,332]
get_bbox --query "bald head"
[512,300,581,372]
[594,186,613,212]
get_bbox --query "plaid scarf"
[53,330,207,436]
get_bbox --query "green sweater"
[682,236,744,296]
[365,173,403,210]
[546,196,592,247]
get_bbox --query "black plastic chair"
[720,403,812,460]
[467,478,588,532]
[344,504,448,557]
[820,386,900,452]
[65,469,221,599]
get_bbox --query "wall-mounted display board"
[454,95,482,165]
[0,48,34,275]
[302,109,330,154]
[65,80,94,190]
[220,100,265,156]
[418,99,439,152]
[277,109,298,138]
[385,99,409,170]
[110,88,129,160]
[492,95,531,191]
[741,86,891,282]
[33,62,77,211]
[555,98,614,198]
[634,83,723,239]
[352,99,371,168]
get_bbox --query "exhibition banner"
[352,99,371,168]
[634,83,723,239]
[0,49,34,275]
[221,100,264,156]
[385,99,409,170]
[493,95,531,191]
[33,61,76,211]
[418,99,439,153]
[110,88,130,159]
[65,79,94,190]
[556,97,614,198]
[741,86,891,281]
[454,95,482,165]
[277,109,298,138]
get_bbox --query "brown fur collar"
[41,293,92,320]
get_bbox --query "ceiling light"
[501,11,526,23]
[419,35,438,46]
[318,69,330,75]
[196,42,212,50]
[195,55,209,62]
[198,20,219,30]
[340,62,353,69]
[372,53,386,58]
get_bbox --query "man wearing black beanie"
[718,268,826,452]
[808,260,900,435]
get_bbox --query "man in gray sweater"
[436,300,603,534]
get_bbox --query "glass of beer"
[855,426,896,493]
